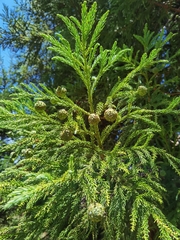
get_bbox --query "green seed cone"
[87,203,105,222]
[56,86,67,98]
[104,108,118,122]
[60,129,73,141]
[34,101,46,112]
[137,86,147,96]
[57,109,68,120]
[88,113,100,125]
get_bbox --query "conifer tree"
[0,0,180,90]
[1,0,179,153]
[0,2,180,239]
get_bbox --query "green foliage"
[133,23,174,53]
[0,1,180,240]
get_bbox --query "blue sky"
[0,0,16,69]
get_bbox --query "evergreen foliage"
[1,0,180,91]
[0,2,180,239]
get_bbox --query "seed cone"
[88,113,100,125]
[57,109,68,120]
[56,86,67,98]
[87,203,105,222]
[104,108,118,122]
[34,101,46,112]
[137,86,147,96]
[22,148,33,158]
[60,129,73,141]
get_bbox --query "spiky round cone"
[56,86,67,98]
[34,101,46,112]
[137,86,147,96]
[104,108,118,122]
[21,148,33,158]
[87,203,105,222]
[88,113,100,125]
[60,129,73,141]
[57,109,68,120]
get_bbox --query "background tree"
[0,0,179,90]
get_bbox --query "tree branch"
[152,1,180,13]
